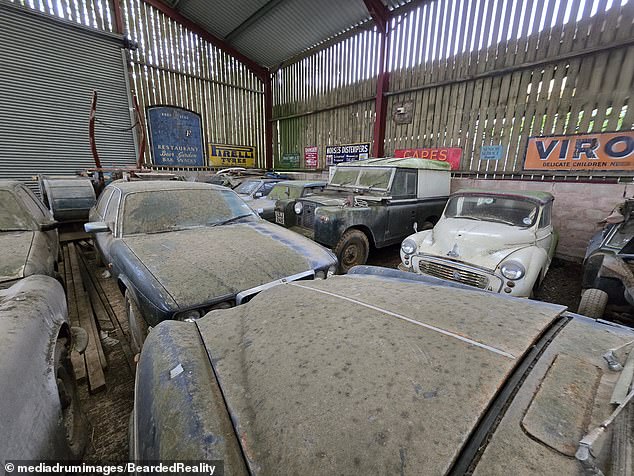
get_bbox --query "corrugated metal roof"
[169,0,414,69]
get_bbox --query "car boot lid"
[195,275,567,474]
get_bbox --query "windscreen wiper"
[212,214,253,226]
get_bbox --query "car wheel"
[578,288,609,318]
[421,221,434,230]
[54,336,87,458]
[125,291,148,354]
[334,229,369,274]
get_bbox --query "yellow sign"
[208,143,256,167]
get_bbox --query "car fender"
[133,321,248,472]
[313,206,380,248]
[0,276,71,460]
[400,230,433,264]
[111,241,178,326]
[499,246,548,295]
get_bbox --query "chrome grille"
[418,260,490,289]
[299,202,316,228]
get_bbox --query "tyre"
[578,288,609,318]
[54,336,87,458]
[125,290,148,354]
[333,229,370,274]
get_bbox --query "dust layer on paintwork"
[124,222,335,306]
[194,275,565,475]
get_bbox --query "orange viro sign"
[524,131,634,171]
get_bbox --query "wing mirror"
[255,192,263,198]
[84,221,110,233]
[39,220,59,231]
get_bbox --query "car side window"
[96,188,114,219]
[303,186,321,197]
[15,187,47,221]
[391,170,417,198]
[539,203,552,228]
[261,182,276,196]
[104,189,121,229]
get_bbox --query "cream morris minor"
[400,189,557,297]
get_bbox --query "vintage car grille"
[418,259,490,289]
[299,202,316,228]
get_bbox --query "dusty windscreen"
[0,191,31,230]
[445,195,538,227]
[267,185,301,200]
[122,189,255,235]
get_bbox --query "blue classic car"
[85,181,337,352]
[130,266,634,475]
[0,180,59,289]
[0,275,87,461]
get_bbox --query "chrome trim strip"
[291,283,515,359]
[235,269,316,304]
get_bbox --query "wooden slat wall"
[386,0,634,177]
[8,0,115,31]
[272,27,382,169]
[123,0,265,168]
[275,0,634,177]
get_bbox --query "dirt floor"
[74,241,615,462]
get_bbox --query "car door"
[385,170,418,245]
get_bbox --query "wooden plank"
[68,243,106,394]
[62,244,86,383]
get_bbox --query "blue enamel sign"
[147,106,204,166]
[480,145,504,161]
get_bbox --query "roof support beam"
[363,0,390,158]
[264,76,274,169]
[225,0,286,42]
[142,0,269,82]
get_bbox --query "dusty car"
[580,199,634,318]
[250,180,326,222]
[130,265,633,475]
[84,181,337,352]
[291,158,450,273]
[400,189,557,297]
[234,178,283,202]
[0,180,59,289]
[1,275,87,461]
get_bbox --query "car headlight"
[500,260,526,280]
[401,238,417,255]
[294,202,303,214]
[175,309,202,322]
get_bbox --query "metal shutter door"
[0,2,136,185]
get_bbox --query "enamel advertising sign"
[147,106,204,166]
[524,131,634,171]
[394,147,462,170]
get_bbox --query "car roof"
[336,157,451,171]
[196,273,567,474]
[453,188,554,205]
[107,180,227,195]
[273,180,327,188]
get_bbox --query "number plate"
[275,211,285,225]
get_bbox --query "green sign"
[276,152,301,169]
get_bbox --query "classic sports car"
[1,275,86,461]
[0,180,59,289]
[400,189,557,297]
[84,181,337,352]
[250,180,326,222]
[131,266,633,475]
